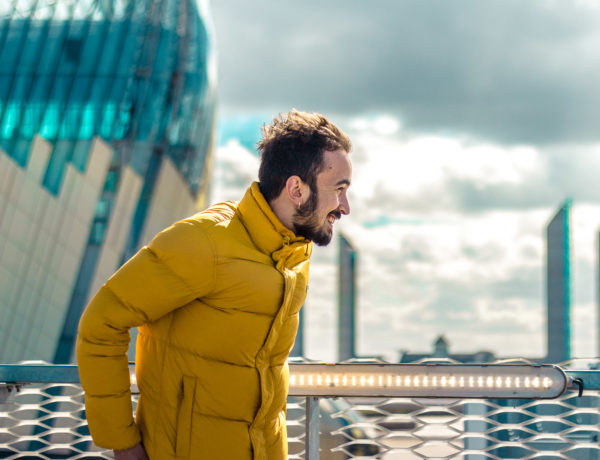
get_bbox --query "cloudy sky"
[208,0,600,362]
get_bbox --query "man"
[76,109,352,460]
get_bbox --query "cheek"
[320,202,335,217]
[324,196,339,211]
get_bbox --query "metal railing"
[1,359,599,459]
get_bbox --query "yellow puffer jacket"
[76,182,312,460]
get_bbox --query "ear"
[284,175,309,207]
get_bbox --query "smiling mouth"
[327,210,342,225]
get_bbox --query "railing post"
[305,396,320,460]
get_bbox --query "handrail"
[1,362,598,391]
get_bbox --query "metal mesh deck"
[1,360,598,459]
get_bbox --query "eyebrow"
[336,179,351,187]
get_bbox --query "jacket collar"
[237,182,312,260]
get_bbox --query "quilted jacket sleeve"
[76,219,215,450]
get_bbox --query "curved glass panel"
[0,0,216,195]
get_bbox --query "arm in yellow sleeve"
[76,219,215,450]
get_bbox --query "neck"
[268,194,296,232]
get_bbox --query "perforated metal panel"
[0,383,123,458]
[294,392,600,459]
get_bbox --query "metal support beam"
[305,396,320,460]
[566,370,600,391]
[0,364,79,383]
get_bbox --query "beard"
[292,191,341,247]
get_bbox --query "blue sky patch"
[362,215,427,229]
[217,113,272,154]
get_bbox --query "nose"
[339,191,350,215]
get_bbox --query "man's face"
[293,149,352,246]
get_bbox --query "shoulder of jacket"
[183,201,238,228]
[148,201,242,257]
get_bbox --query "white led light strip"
[290,373,552,390]
[287,363,568,399]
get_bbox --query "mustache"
[328,209,342,220]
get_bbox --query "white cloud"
[211,126,600,362]
[351,115,401,136]
[572,204,600,264]
[209,139,259,203]
[573,302,598,358]
[347,127,547,216]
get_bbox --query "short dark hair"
[258,109,351,202]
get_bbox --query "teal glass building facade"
[0,0,215,194]
[0,0,216,363]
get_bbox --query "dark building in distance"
[339,234,357,361]
[546,200,572,363]
[399,335,496,364]
[0,0,217,363]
